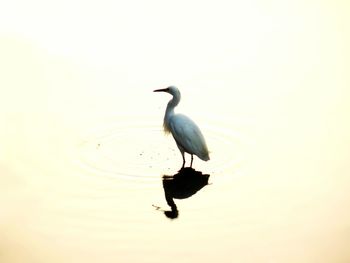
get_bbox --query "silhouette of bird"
[154,86,209,168]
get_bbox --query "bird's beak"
[153,88,168,92]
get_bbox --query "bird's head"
[153,86,180,97]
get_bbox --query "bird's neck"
[163,95,180,133]
[165,95,180,119]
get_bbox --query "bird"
[154,86,209,168]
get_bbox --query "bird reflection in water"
[154,168,210,219]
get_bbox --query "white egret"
[154,86,210,168]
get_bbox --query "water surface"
[1,1,350,262]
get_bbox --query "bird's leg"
[190,154,193,168]
[181,151,185,169]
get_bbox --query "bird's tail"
[199,153,210,161]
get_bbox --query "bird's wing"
[169,114,209,160]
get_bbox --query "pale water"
[1,1,350,262]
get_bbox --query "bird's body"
[154,86,209,168]
[168,114,209,161]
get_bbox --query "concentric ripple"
[74,115,252,187]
